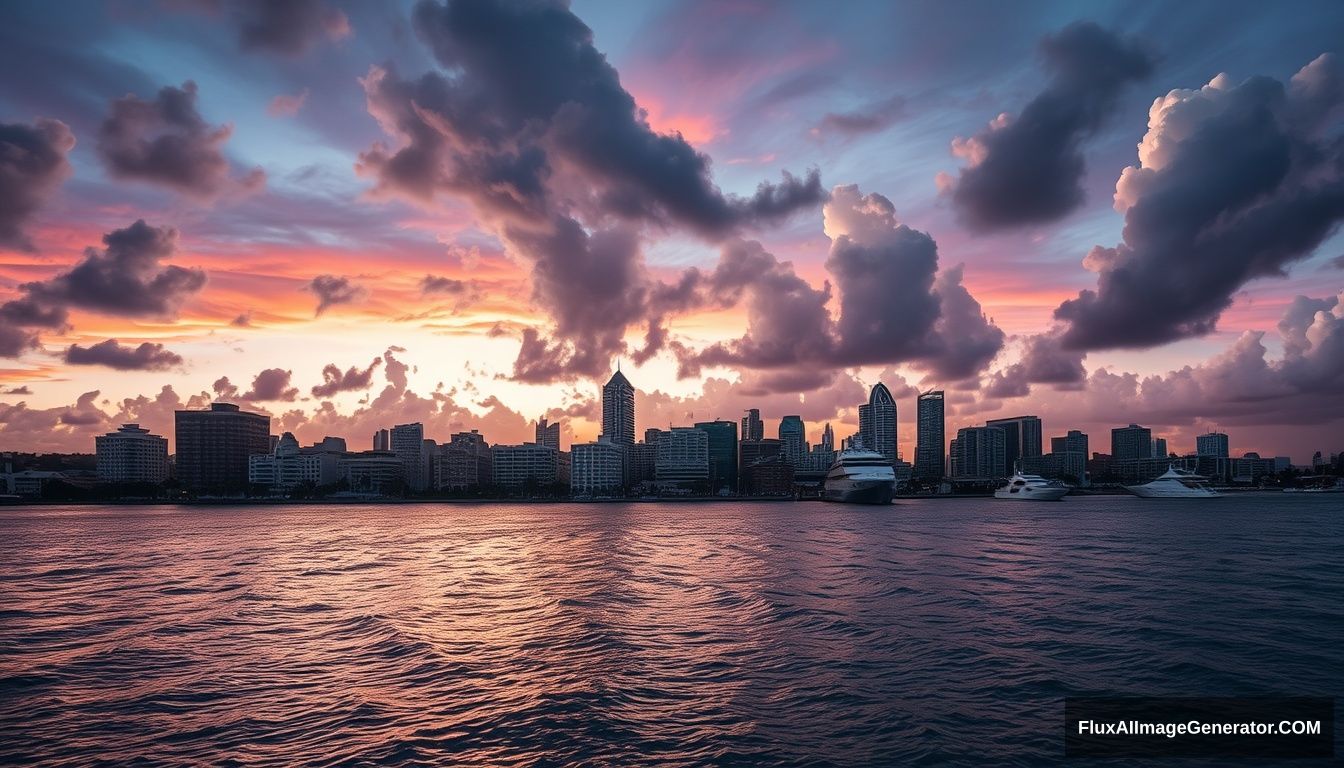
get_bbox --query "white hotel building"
[95,424,169,484]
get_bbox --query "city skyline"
[2,0,1343,462]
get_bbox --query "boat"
[824,449,896,504]
[1126,466,1222,498]
[993,472,1069,501]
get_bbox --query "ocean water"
[1,495,1340,766]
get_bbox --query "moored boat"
[1126,466,1222,498]
[993,472,1069,501]
[824,449,895,504]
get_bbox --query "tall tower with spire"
[858,381,897,462]
[601,365,635,445]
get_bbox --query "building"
[1151,437,1168,459]
[779,415,806,468]
[914,390,945,479]
[1050,430,1088,457]
[1044,430,1089,484]
[1111,424,1152,462]
[739,438,781,490]
[985,415,1041,472]
[571,437,625,495]
[742,454,793,496]
[820,423,834,452]
[1196,432,1230,458]
[175,403,270,492]
[492,444,563,489]
[949,426,1006,480]
[741,408,763,442]
[626,441,657,486]
[1232,452,1276,484]
[373,428,390,451]
[435,430,492,490]
[858,382,897,462]
[340,451,405,495]
[95,423,169,484]
[535,417,560,450]
[601,367,636,445]
[248,432,342,492]
[390,422,427,492]
[694,420,738,494]
[655,427,709,487]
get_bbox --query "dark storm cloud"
[943,22,1153,230]
[311,357,383,398]
[220,0,351,55]
[243,368,298,401]
[811,95,906,139]
[97,81,265,201]
[3,386,32,396]
[981,331,1087,398]
[420,275,467,295]
[63,339,184,371]
[358,0,824,381]
[24,220,206,318]
[1056,54,1344,351]
[306,274,366,316]
[0,119,76,251]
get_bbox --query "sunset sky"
[2,0,1342,460]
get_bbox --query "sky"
[1,0,1343,461]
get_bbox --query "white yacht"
[824,449,896,504]
[1126,466,1222,498]
[994,472,1069,501]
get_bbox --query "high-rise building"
[391,422,427,491]
[535,417,560,450]
[820,423,834,452]
[655,427,709,486]
[571,437,624,495]
[1050,430,1088,457]
[340,451,405,495]
[373,428,389,451]
[248,432,342,491]
[739,438,782,491]
[985,415,1041,472]
[175,403,270,492]
[948,426,1006,480]
[694,420,738,494]
[492,444,563,488]
[435,430,491,490]
[1111,424,1152,462]
[858,382,897,462]
[741,408,763,442]
[95,423,169,484]
[779,415,806,467]
[1151,437,1168,459]
[1196,432,1230,457]
[914,390,945,479]
[601,367,636,445]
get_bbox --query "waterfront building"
[601,367,636,445]
[742,454,793,496]
[626,441,657,486]
[175,403,270,492]
[914,390,945,479]
[1232,452,1277,484]
[373,428,389,451]
[741,408,764,442]
[779,415,807,468]
[949,426,1006,480]
[655,427,709,487]
[571,437,625,495]
[95,423,169,484]
[391,422,427,492]
[1111,424,1152,462]
[435,430,492,490]
[985,415,1041,472]
[492,444,563,488]
[535,417,560,450]
[1151,437,1168,459]
[739,438,781,490]
[694,420,738,494]
[1196,432,1230,458]
[340,450,405,495]
[248,432,342,491]
[820,423,834,452]
[1050,430,1088,457]
[858,382,897,462]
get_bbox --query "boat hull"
[824,480,894,505]
[993,486,1069,501]
[1126,484,1221,498]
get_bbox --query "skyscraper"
[985,415,1042,472]
[96,423,169,484]
[601,367,635,445]
[820,423,834,452]
[858,382,897,462]
[1111,424,1152,462]
[1151,437,1168,459]
[535,417,560,450]
[948,426,1006,479]
[778,415,806,467]
[694,420,738,494]
[175,403,270,492]
[914,390,945,479]
[391,422,426,491]
[373,428,389,451]
[741,408,763,442]
[1196,432,1230,457]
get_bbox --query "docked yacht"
[1126,466,1222,498]
[824,449,896,504]
[993,472,1069,501]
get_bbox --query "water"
[1,495,1340,766]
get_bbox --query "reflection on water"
[1,496,1341,766]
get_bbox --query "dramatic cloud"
[420,275,468,295]
[219,368,299,402]
[63,339,184,370]
[357,0,825,380]
[97,81,264,200]
[311,357,383,398]
[983,330,1087,398]
[307,274,366,315]
[223,0,350,55]
[678,185,1005,389]
[0,118,76,251]
[1056,54,1344,350]
[23,220,206,318]
[941,22,1153,230]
